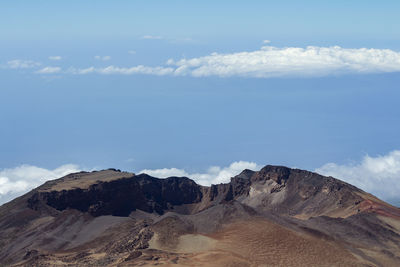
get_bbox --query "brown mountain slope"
[0,165,399,266]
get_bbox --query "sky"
[1,1,400,205]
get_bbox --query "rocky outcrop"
[1,165,400,266]
[28,174,203,216]
[26,165,369,218]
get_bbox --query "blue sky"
[1,1,400,205]
[1,1,400,43]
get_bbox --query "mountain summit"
[1,165,399,266]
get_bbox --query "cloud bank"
[139,161,262,185]
[166,46,400,78]
[69,45,400,78]
[316,150,400,203]
[5,45,400,78]
[69,65,174,75]
[0,164,81,205]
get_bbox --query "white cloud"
[0,164,81,205]
[7,59,41,69]
[36,66,62,74]
[70,65,174,76]
[139,161,261,186]
[68,66,95,75]
[94,55,111,61]
[166,45,400,78]
[141,35,163,40]
[67,45,400,78]
[49,56,62,61]
[5,45,400,78]
[316,150,400,202]
[263,40,271,44]
[141,168,189,178]
[128,50,136,55]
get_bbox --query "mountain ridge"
[1,164,400,266]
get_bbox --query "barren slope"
[0,165,399,266]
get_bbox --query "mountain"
[1,165,400,266]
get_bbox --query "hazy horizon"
[1,1,400,206]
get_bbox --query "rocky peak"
[1,165,400,267]
[28,172,203,217]
[251,165,291,184]
[24,165,377,220]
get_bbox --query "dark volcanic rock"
[22,165,376,219]
[28,174,203,216]
[1,165,400,266]
[252,165,291,184]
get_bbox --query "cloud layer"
[316,150,400,202]
[4,45,400,78]
[69,65,174,75]
[0,164,81,205]
[166,46,400,78]
[140,161,262,185]
[68,46,400,78]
